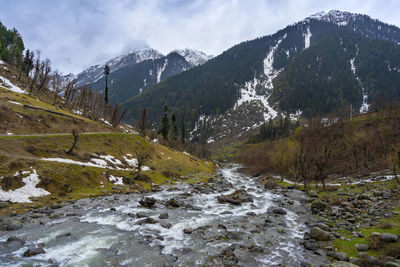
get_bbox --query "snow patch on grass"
[0,169,50,203]
[109,175,124,185]
[0,76,25,94]
[8,101,22,105]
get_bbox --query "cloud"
[0,0,399,74]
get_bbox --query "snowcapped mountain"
[172,49,213,67]
[71,46,164,87]
[122,10,400,142]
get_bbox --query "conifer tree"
[181,116,185,144]
[171,113,178,141]
[138,108,147,137]
[161,105,169,141]
[104,65,110,103]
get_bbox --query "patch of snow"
[0,76,25,94]
[183,151,190,156]
[123,155,138,168]
[289,110,303,120]
[109,175,124,185]
[141,166,151,171]
[304,27,312,49]
[350,57,369,113]
[6,132,13,135]
[99,118,112,126]
[0,169,50,203]
[157,59,168,83]
[8,101,22,106]
[97,155,123,166]
[307,10,356,26]
[90,158,109,168]
[207,138,215,144]
[0,60,4,65]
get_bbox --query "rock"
[109,207,116,211]
[327,262,358,267]
[264,180,276,190]
[6,221,23,231]
[349,257,359,264]
[217,189,253,205]
[159,213,169,219]
[0,202,9,208]
[49,213,62,219]
[311,200,326,214]
[307,190,318,197]
[310,227,330,241]
[315,223,330,232]
[331,252,348,261]
[267,207,287,215]
[381,233,398,242]
[136,217,158,225]
[139,197,156,208]
[56,233,72,239]
[303,239,319,251]
[50,204,62,209]
[384,262,400,267]
[183,228,192,234]
[7,236,25,245]
[160,223,172,229]
[165,198,180,208]
[136,212,149,218]
[355,244,369,251]
[301,262,315,267]
[23,247,46,257]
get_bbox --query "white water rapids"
[0,165,326,266]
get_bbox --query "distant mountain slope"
[70,46,164,88]
[71,47,212,104]
[121,10,400,141]
[90,52,193,104]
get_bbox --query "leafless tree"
[66,129,79,155]
[134,149,153,178]
[110,104,126,128]
[138,108,147,137]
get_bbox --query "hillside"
[121,11,400,142]
[0,61,215,215]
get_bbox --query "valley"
[0,7,400,267]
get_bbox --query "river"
[0,165,328,266]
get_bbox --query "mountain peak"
[306,10,359,26]
[171,48,213,67]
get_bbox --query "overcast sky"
[0,0,399,74]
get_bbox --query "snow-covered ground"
[0,169,50,203]
[109,175,124,185]
[8,101,23,105]
[41,154,150,171]
[0,76,26,94]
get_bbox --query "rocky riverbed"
[0,165,331,266]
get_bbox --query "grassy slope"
[0,64,215,215]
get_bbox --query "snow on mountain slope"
[173,49,213,67]
[73,46,164,87]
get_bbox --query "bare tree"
[51,71,62,105]
[138,108,147,137]
[134,149,153,178]
[66,129,79,155]
[37,59,51,92]
[110,104,126,128]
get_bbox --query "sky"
[0,0,399,74]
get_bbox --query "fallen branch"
[23,104,84,121]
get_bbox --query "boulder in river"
[165,198,180,208]
[6,221,23,231]
[23,247,46,257]
[380,233,398,242]
[159,213,169,219]
[217,189,253,205]
[310,227,330,241]
[139,197,156,208]
[267,207,287,215]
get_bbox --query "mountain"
[173,48,213,67]
[121,10,400,142]
[71,47,212,104]
[71,46,164,88]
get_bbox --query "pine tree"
[181,116,185,144]
[171,113,178,141]
[104,64,110,104]
[161,105,169,141]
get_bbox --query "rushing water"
[0,165,327,266]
